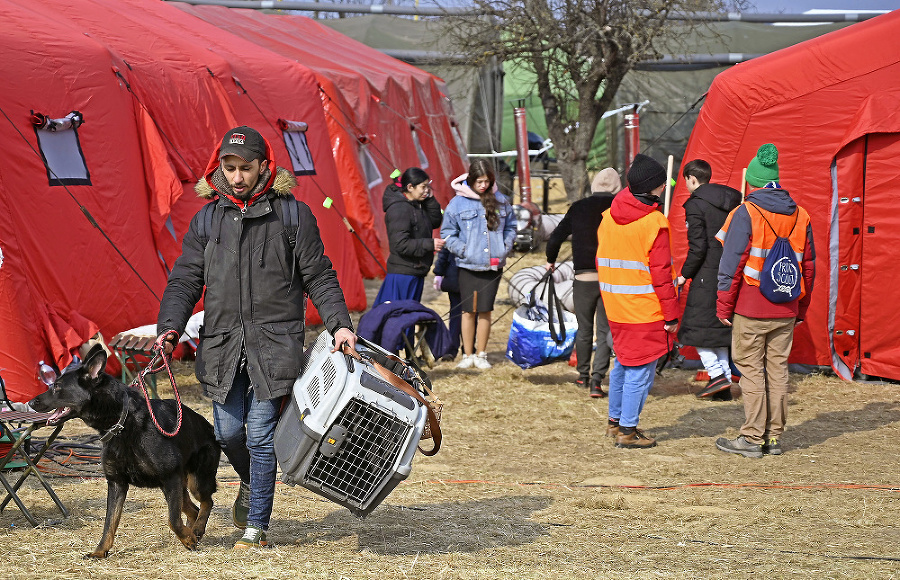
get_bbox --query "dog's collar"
[99,390,129,444]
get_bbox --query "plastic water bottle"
[38,361,57,386]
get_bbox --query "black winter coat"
[382,184,443,276]
[157,167,352,403]
[545,192,615,272]
[432,247,460,293]
[678,183,742,348]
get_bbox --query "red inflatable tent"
[0,0,368,400]
[670,10,900,380]
[174,4,468,277]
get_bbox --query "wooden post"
[740,167,747,201]
[663,155,674,216]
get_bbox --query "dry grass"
[4,191,900,578]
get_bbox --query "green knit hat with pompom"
[745,143,779,188]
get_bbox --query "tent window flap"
[278,119,316,176]
[411,128,429,169]
[32,111,91,186]
[360,145,382,189]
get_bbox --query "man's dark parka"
[157,138,352,404]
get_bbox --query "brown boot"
[606,421,620,438]
[615,428,657,449]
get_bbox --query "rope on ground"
[407,478,900,493]
[644,533,900,564]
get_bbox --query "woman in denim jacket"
[440,159,516,369]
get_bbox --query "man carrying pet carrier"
[156,126,356,549]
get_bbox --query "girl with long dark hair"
[440,159,517,369]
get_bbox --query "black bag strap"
[280,196,300,248]
[196,201,217,247]
[530,269,567,345]
[546,273,568,345]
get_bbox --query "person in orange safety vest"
[714,143,815,459]
[596,154,680,449]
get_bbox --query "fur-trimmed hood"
[194,129,296,199]
[195,166,297,199]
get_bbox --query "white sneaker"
[473,352,492,369]
[456,354,475,369]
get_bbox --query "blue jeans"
[607,359,656,428]
[213,367,284,531]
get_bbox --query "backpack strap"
[198,197,299,249]
[278,196,300,249]
[747,201,798,238]
[196,201,218,247]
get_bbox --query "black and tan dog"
[29,344,220,558]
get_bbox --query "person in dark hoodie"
[545,167,622,397]
[714,143,815,458]
[432,246,462,359]
[675,159,742,400]
[374,167,445,306]
[155,126,356,549]
[596,154,680,449]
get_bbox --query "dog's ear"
[82,344,108,380]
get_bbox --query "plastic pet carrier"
[274,331,432,517]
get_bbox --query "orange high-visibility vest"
[596,209,675,324]
[717,201,811,298]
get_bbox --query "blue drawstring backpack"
[749,203,801,304]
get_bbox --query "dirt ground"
[3,188,900,578]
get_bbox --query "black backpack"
[196,196,300,249]
[748,202,802,304]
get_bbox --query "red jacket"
[597,189,679,366]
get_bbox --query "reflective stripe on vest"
[596,208,672,324]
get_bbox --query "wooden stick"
[740,167,747,201]
[663,155,674,216]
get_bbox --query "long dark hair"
[468,159,499,231]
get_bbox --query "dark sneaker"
[606,422,620,438]
[715,436,763,458]
[697,375,731,398]
[710,388,733,401]
[232,480,251,529]
[233,526,268,550]
[762,438,783,455]
[615,428,657,449]
[589,380,606,398]
[574,375,589,388]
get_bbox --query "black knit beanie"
[627,154,667,194]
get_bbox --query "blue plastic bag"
[505,273,577,369]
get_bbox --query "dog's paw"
[179,532,200,551]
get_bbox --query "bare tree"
[446,0,742,202]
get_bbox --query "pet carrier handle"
[340,343,442,456]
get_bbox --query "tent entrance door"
[856,133,900,379]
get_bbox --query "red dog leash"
[130,336,184,437]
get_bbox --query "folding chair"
[107,312,203,399]
[108,332,159,398]
[0,374,69,526]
